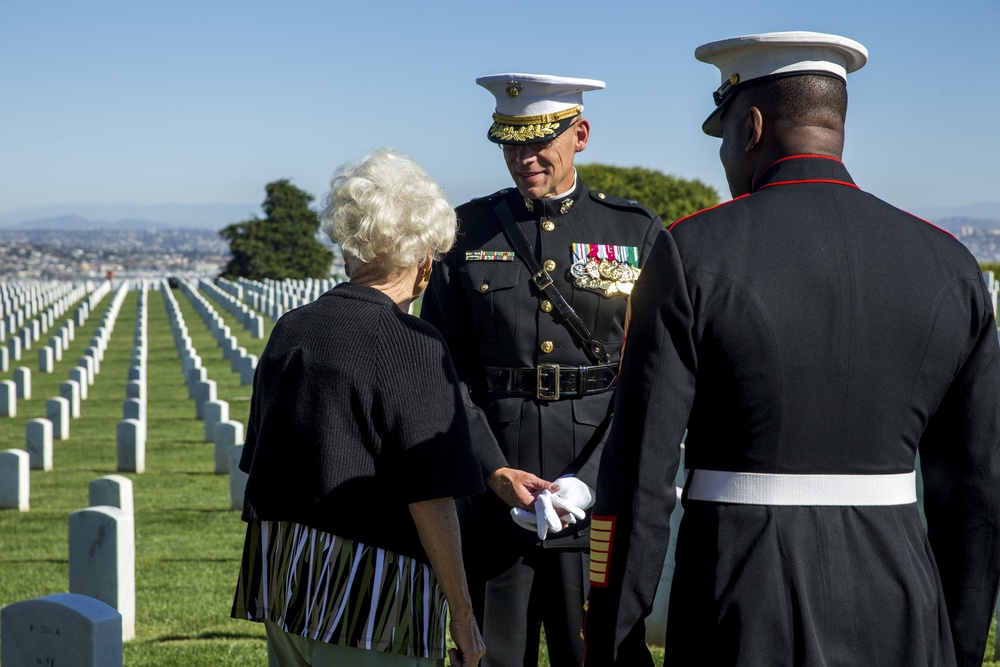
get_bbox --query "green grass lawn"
[0,284,997,666]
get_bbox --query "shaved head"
[732,74,848,133]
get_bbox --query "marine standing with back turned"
[421,73,662,666]
[583,32,1000,667]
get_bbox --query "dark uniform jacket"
[421,179,662,552]
[584,156,1000,666]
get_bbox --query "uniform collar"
[516,178,588,218]
[752,154,857,194]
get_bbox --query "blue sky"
[1,0,998,220]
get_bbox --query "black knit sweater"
[239,282,484,562]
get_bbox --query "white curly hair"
[320,148,457,274]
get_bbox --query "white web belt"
[685,470,917,506]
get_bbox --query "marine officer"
[421,73,663,666]
[582,32,1000,667]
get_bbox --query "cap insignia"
[505,80,523,97]
[713,73,741,106]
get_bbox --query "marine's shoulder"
[456,188,516,214]
[668,195,749,233]
[583,188,659,222]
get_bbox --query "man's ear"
[573,118,591,153]
[745,106,763,153]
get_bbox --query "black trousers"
[468,547,588,667]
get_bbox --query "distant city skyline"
[2,1,998,217]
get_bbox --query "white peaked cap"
[476,73,605,145]
[695,31,868,137]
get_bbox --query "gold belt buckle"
[536,364,560,400]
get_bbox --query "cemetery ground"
[0,285,995,666]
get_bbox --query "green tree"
[577,163,720,226]
[219,179,334,280]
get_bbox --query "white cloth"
[509,475,595,540]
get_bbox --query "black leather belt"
[480,363,619,400]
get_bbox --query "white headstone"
[0,379,16,417]
[228,444,248,511]
[214,420,244,474]
[89,475,134,518]
[0,449,30,510]
[122,398,145,424]
[38,346,54,373]
[25,419,53,471]
[240,354,258,385]
[47,397,71,440]
[187,366,207,398]
[49,335,64,361]
[68,506,136,642]
[203,400,229,442]
[116,420,145,474]
[194,380,217,419]
[14,366,31,400]
[0,345,8,372]
[60,380,82,418]
[0,593,123,667]
[251,315,265,339]
[221,336,237,360]
[79,356,95,385]
[69,367,89,400]
[125,380,144,402]
[8,334,21,361]
[230,347,247,373]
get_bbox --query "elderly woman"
[232,148,486,667]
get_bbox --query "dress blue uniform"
[584,32,1000,667]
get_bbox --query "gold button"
[541,220,555,232]
[480,283,489,292]
[597,192,606,199]
[543,259,556,272]
[579,630,585,640]
[540,341,554,354]
[583,600,589,612]
[540,300,553,313]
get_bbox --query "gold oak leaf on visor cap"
[695,31,868,138]
[476,73,605,146]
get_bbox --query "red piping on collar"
[755,178,860,193]
[751,154,844,191]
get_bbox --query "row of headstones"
[1,474,138,666]
[197,278,265,339]
[117,282,149,473]
[0,284,134,490]
[230,276,339,322]
[161,284,250,507]
[1,281,97,372]
[0,300,93,424]
[0,279,90,341]
[177,280,258,385]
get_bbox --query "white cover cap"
[695,31,868,137]
[476,73,605,144]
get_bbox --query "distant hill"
[914,201,1000,224]
[0,202,262,231]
